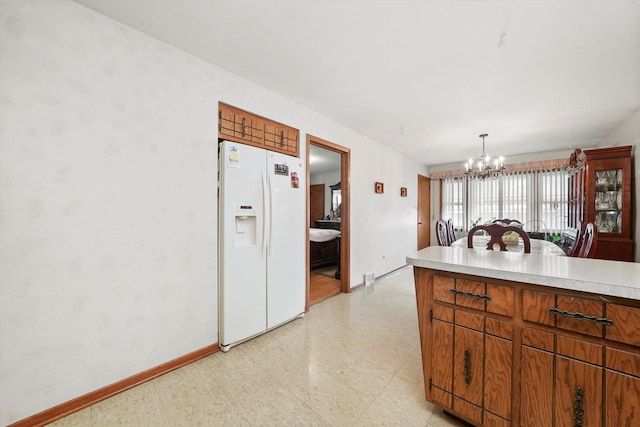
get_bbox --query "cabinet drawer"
[486,283,514,317]
[522,289,555,327]
[606,347,640,377]
[432,304,454,322]
[455,310,484,332]
[555,296,604,338]
[433,275,455,304]
[455,279,486,310]
[486,317,513,340]
[606,304,640,346]
[556,335,602,366]
[522,328,554,352]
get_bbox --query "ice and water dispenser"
[234,203,257,248]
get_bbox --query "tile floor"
[48,266,467,426]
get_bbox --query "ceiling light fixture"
[464,133,505,180]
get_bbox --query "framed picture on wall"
[375,182,384,194]
[400,187,407,197]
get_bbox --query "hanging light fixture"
[463,133,505,180]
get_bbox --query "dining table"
[451,235,567,256]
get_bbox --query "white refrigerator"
[218,140,306,351]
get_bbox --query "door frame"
[417,174,431,250]
[306,134,351,311]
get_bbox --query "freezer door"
[219,141,267,346]
[266,151,306,328]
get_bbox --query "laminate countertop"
[406,246,640,301]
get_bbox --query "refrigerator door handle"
[262,170,269,258]
[267,170,274,257]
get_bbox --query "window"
[537,170,569,234]
[441,169,568,234]
[442,178,465,231]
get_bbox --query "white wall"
[0,1,427,423]
[601,108,640,262]
[310,171,341,219]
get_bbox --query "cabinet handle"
[464,349,472,384]
[574,387,584,427]
[280,130,284,146]
[548,307,614,326]
[241,118,247,137]
[450,288,492,301]
[218,111,222,131]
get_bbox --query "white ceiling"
[74,0,640,167]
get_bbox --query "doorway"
[417,174,431,250]
[306,135,350,309]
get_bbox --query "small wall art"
[400,187,407,197]
[375,182,384,194]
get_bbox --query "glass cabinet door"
[594,169,623,233]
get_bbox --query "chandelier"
[463,133,505,180]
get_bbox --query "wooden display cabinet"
[566,146,633,261]
[414,267,640,427]
[218,102,299,157]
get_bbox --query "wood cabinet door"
[605,370,640,426]
[520,346,553,427]
[454,326,483,407]
[431,318,453,407]
[484,335,512,421]
[555,356,603,427]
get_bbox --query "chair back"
[436,220,450,246]
[446,219,456,245]
[577,223,597,258]
[569,223,586,257]
[468,224,531,253]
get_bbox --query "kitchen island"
[407,246,640,427]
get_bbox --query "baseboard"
[10,343,219,427]
[349,282,365,292]
[349,264,411,292]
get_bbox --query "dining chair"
[467,224,531,253]
[577,223,597,258]
[569,222,586,257]
[436,219,450,246]
[446,218,456,245]
[491,218,524,227]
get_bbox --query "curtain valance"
[430,158,569,180]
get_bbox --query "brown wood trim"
[10,344,219,427]
[349,282,366,293]
[306,134,351,307]
[581,144,633,160]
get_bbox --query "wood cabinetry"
[414,267,640,427]
[314,220,342,230]
[218,102,299,157]
[566,145,633,261]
